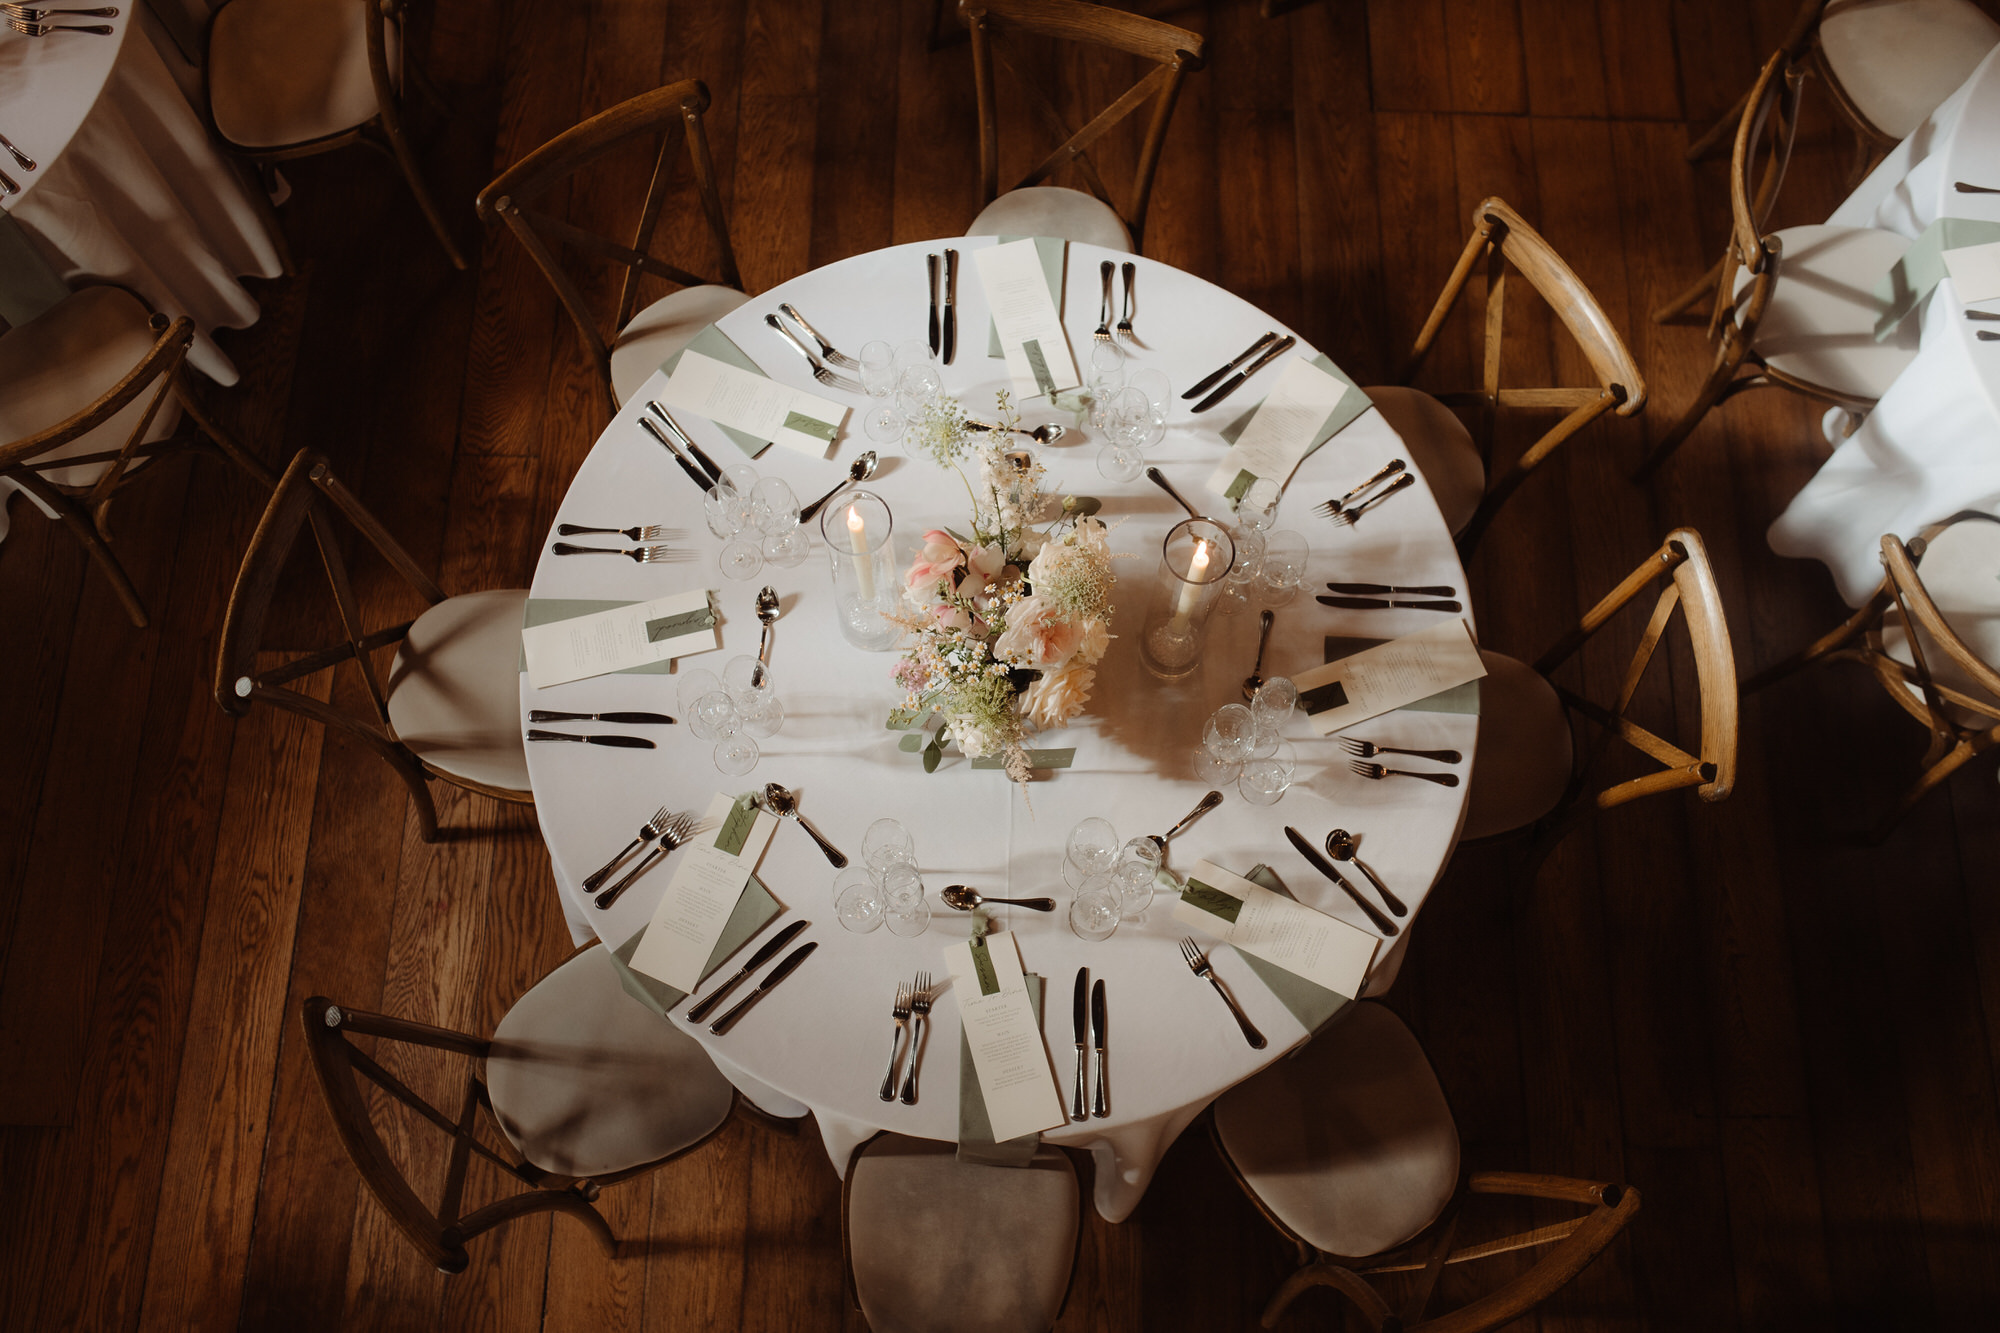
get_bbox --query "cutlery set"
[926,250,959,363]
[705,936,818,1035]
[1071,968,1111,1117]
[688,919,811,1026]
[879,972,936,1103]
[1190,334,1293,413]
[766,312,863,392]
[527,727,656,749]
[1342,734,1461,787]
[528,710,676,749]
[592,810,701,910]
[1284,825,1399,936]
[5,4,116,36]
[550,541,691,563]
[1317,461,1414,526]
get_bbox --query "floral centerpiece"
[890,393,1116,786]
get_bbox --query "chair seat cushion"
[208,0,398,148]
[1883,515,2000,727]
[608,285,753,407]
[848,1135,1077,1333]
[968,186,1134,254]
[487,945,735,1178]
[1733,225,1918,401]
[1361,386,1484,535]
[1821,0,2000,140]
[1464,649,1572,839]
[0,286,180,491]
[385,588,532,793]
[1214,1002,1459,1260]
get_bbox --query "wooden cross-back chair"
[1638,50,1920,479]
[958,0,1206,253]
[1369,197,1646,558]
[216,449,531,842]
[1747,514,2000,840]
[0,285,272,628]
[1466,528,1739,845]
[477,79,746,419]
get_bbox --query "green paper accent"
[0,215,71,327]
[957,974,1046,1167]
[715,793,760,855]
[1323,637,1483,713]
[1223,469,1257,502]
[1873,217,2000,340]
[521,598,675,675]
[898,733,925,752]
[1235,865,1352,1034]
[969,936,1001,996]
[1024,338,1057,400]
[1216,353,1372,482]
[644,605,717,642]
[987,236,1067,357]
[1297,679,1351,715]
[782,410,838,442]
[658,324,772,458]
[1181,877,1244,923]
[969,748,1076,770]
[607,874,784,1014]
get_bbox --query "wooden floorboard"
[5,1,2000,1328]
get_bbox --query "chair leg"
[1632,345,1749,481]
[1260,1262,1394,1331]
[374,118,467,270]
[1871,736,1993,843]
[1685,89,1749,162]
[1651,257,1723,325]
[16,473,149,627]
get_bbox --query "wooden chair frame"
[203,0,463,269]
[476,79,742,419]
[1745,514,2000,840]
[0,305,272,628]
[1399,197,1647,557]
[214,449,529,842]
[958,0,1206,251]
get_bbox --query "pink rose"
[993,595,1084,670]
[905,530,966,605]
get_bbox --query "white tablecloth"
[521,238,1475,1221]
[1771,44,2000,604]
[0,10,283,384]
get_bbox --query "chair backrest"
[1714,50,1805,343]
[1874,516,2000,728]
[477,79,741,416]
[1536,527,1739,813]
[957,0,1205,249]
[1400,196,1647,555]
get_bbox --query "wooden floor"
[5,0,2000,1328]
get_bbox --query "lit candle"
[848,504,875,600]
[1172,539,1210,626]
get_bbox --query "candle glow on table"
[847,504,874,599]
[1171,539,1210,627]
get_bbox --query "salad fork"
[1177,938,1266,1049]
[550,541,690,564]
[556,523,685,541]
[1350,759,1460,787]
[1335,472,1417,526]
[1342,738,1462,764]
[1,4,117,15]
[899,971,933,1105]
[1116,261,1137,342]
[1315,459,1407,519]
[8,16,113,30]
[1093,260,1115,344]
[778,302,861,369]
[879,983,912,1102]
[592,812,701,910]
[582,803,674,892]
[765,314,863,392]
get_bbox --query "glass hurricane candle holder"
[1140,518,1235,681]
[820,489,901,651]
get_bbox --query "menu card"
[943,931,1066,1143]
[1291,619,1486,735]
[629,793,778,991]
[1174,860,1377,995]
[975,239,1079,400]
[1205,357,1350,499]
[521,589,718,688]
[657,349,847,458]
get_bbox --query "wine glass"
[832,865,876,905]
[1127,367,1171,419]
[881,863,929,937]
[1217,526,1265,616]
[1068,874,1121,942]
[699,691,759,774]
[1238,737,1297,806]
[678,667,722,741]
[1195,702,1256,782]
[703,480,753,539]
[1237,477,1282,531]
[836,872,886,933]
[722,655,783,737]
[751,476,809,568]
[863,818,917,878]
[858,340,898,396]
[1111,841,1158,919]
[1260,529,1309,605]
[1096,387,1157,482]
[1252,676,1299,729]
[1087,341,1126,429]
[1064,816,1119,889]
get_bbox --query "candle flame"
[1190,540,1210,578]
[847,505,865,534]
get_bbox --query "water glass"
[1252,676,1299,729]
[1096,386,1159,483]
[1237,477,1281,530]
[863,818,917,878]
[1194,702,1256,783]
[1260,529,1309,605]
[1068,874,1121,942]
[1064,816,1119,889]
[704,480,754,539]
[1217,526,1264,616]
[677,667,722,740]
[858,340,898,396]
[886,892,931,937]
[751,476,809,568]
[722,655,783,737]
[836,872,886,933]
[882,864,930,937]
[1087,341,1126,428]
[1238,738,1297,806]
[1111,843,1158,919]
[708,710,760,776]
[1127,367,1171,418]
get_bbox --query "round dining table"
[520,237,1477,1221]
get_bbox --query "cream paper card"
[658,349,847,458]
[1205,357,1349,498]
[944,931,1067,1143]
[629,793,777,991]
[521,589,718,688]
[1174,860,1378,994]
[975,239,1079,400]
[1943,239,2000,304]
[1292,619,1486,735]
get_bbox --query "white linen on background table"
[1771,44,2000,604]
[521,238,1474,1221]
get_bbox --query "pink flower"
[905,530,966,605]
[993,595,1084,670]
[1023,662,1094,728]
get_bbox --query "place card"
[943,930,1067,1143]
[1205,357,1350,499]
[629,792,777,992]
[657,348,847,458]
[521,589,718,688]
[985,235,1066,357]
[1945,239,2000,304]
[1173,860,1378,996]
[1291,619,1486,735]
[975,239,1079,401]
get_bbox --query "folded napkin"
[1325,635,1481,713]
[660,323,772,458]
[519,597,678,676]
[1216,354,1371,500]
[1873,217,2000,340]
[0,215,69,328]
[956,973,1046,1167]
[988,236,1068,357]
[1234,864,1352,1034]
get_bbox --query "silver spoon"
[798,450,878,523]
[1242,609,1275,700]
[1325,829,1407,917]
[1149,789,1224,850]
[940,885,1056,912]
[967,419,1068,445]
[1145,466,1204,520]
[755,586,779,670]
[759,782,846,866]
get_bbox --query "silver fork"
[581,803,674,892]
[1116,261,1137,343]
[778,303,861,369]
[550,542,690,564]
[1178,938,1266,1048]
[1,4,117,15]
[556,523,685,541]
[1093,260,1115,343]
[592,812,701,910]
[899,971,933,1105]
[765,314,864,392]
[7,15,110,30]
[1336,472,1416,526]
[1314,458,1407,518]
[1342,738,1463,765]
[1350,759,1460,787]
[879,983,912,1102]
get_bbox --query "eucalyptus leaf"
[1061,495,1103,516]
[922,743,942,774]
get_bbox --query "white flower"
[1023,662,1095,729]
[947,712,999,757]
[1075,616,1111,664]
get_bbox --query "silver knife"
[1183,332,1279,400]
[709,941,818,1034]
[528,710,675,724]
[1192,336,1294,414]
[1071,968,1089,1121]
[525,728,654,749]
[686,919,810,1023]
[927,253,941,357]
[645,400,722,483]
[1283,825,1397,936]
[639,416,713,491]
[942,249,959,364]
[1091,978,1109,1118]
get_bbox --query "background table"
[521,237,1475,1221]
[1771,44,2000,604]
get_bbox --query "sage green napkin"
[1233,864,1352,1034]
[1324,635,1482,713]
[1873,217,2000,340]
[956,973,1046,1167]
[658,323,772,458]
[519,598,676,675]
[0,215,69,328]
[1216,354,1371,500]
[987,236,1068,357]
